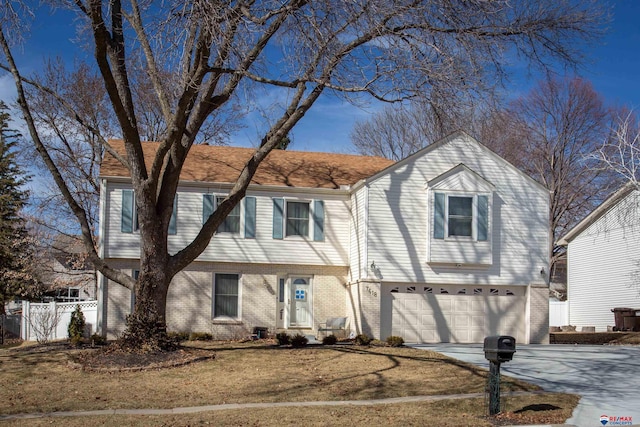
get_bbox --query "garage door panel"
[384,285,526,344]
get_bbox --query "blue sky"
[2,1,640,155]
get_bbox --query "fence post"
[21,300,29,341]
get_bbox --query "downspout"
[96,178,108,336]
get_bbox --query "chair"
[317,317,347,339]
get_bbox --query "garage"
[381,284,526,343]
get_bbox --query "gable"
[361,130,547,196]
[427,164,495,193]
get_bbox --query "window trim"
[285,200,311,238]
[434,191,490,242]
[212,272,242,321]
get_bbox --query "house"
[44,235,96,302]
[558,184,640,331]
[97,131,550,343]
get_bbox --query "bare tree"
[482,77,622,280]
[590,111,640,187]
[1,0,607,351]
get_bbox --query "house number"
[366,286,377,297]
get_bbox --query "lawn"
[0,341,578,426]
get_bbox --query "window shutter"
[168,195,178,235]
[245,196,256,238]
[121,189,134,233]
[434,192,445,239]
[203,194,214,224]
[313,200,325,241]
[272,198,284,239]
[477,194,489,241]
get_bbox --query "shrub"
[322,334,338,345]
[276,332,291,346]
[90,333,107,346]
[291,333,308,348]
[168,331,190,342]
[68,305,86,346]
[189,332,213,341]
[386,335,404,347]
[354,333,372,346]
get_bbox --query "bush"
[354,333,372,346]
[386,335,404,347]
[291,333,308,348]
[168,331,190,342]
[68,305,86,346]
[322,334,338,345]
[276,332,291,346]
[189,332,213,341]
[90,333,107,346]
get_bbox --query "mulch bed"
[69,345,215,372]
[550,332,640,345]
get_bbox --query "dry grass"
[0,341,578,425]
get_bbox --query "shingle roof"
[100,140,395,189]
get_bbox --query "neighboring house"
[558,184,640,331]
[97,131,550,343]
[44,235,97,302]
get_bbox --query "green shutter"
[477,195,489,241]
[313,200,325,241]
[121,189,134,233]
[203,194,214,224]
[168,195,178,235]
[434,192,445,239]
[273,198,284,239]
[245,196,256,238]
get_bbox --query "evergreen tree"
[0,101,31,315]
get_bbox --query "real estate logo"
[600,414,633,426]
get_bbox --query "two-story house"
[97,131,550,343]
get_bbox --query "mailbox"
[483,335,516,363]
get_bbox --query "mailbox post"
[483,335,516,415]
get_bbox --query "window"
[214,273,239,318]
[203,195,255,237]
[286,201,309,236]
[217,196,240,233]
[122,190,177,235]
[433,192,489,241]
[448,196,473,237]
[272,198,324,240]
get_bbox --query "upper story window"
[286,201,309,237]
[272,198,324,241]
[217,196,241,234]
[448,196,473,237]
[122,189,177,235]
[434,192,489,241]
[203,195,256,238]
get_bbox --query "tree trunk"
[118,203,176,352]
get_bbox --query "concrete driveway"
[411,343,640,427]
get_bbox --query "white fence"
[21,300,98,342]
[549,300,569,327]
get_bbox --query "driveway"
[411,344,640,427]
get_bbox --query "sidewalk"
[0,391,557,422]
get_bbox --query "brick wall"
[102,259,348,339]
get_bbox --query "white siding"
[362,135,548,286]
[103,182,351,266]
[349,188,368,281]
[567,191,640,331]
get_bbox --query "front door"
[290,278,311,327]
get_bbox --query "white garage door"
[383,284,525,343]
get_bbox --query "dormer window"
[448,196,473,237]
[434,192,489,241]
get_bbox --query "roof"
[557,182,637,246]
[100,140,395,189]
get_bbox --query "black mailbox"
[483,335,516,363]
